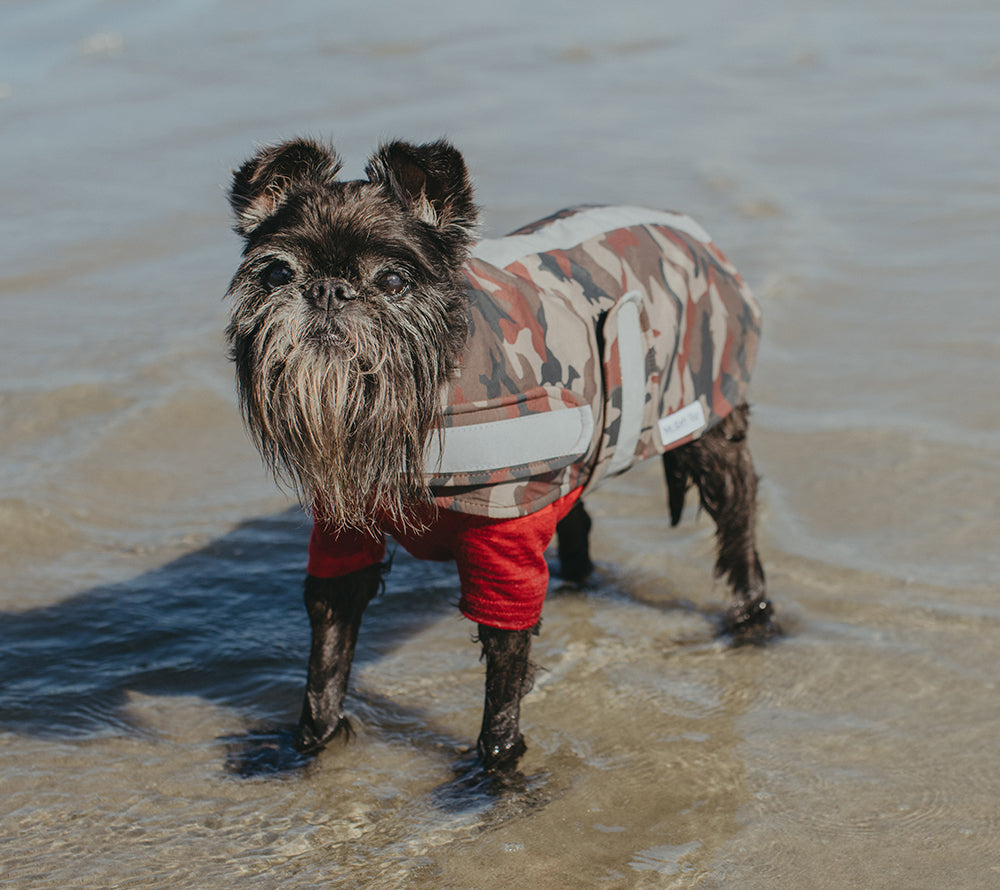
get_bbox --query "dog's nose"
[305,279,356,311]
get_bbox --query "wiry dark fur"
[223,137,775,773]
[661,404,773,634]
[226,138,476,533]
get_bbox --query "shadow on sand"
[1,511,453,750]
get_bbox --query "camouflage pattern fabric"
[425,205,762,518]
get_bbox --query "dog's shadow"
[0,511,459,757]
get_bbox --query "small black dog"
[224,138,774,771]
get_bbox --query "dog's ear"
[229,138,343,239]
[365,139,477,243]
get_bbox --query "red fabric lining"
[307,489,582,631]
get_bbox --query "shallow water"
[2,0,998,887]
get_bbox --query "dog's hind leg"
[556,499,594,584]
[296,564,382,754]
[476,624,535,771]
[661,404,776,638]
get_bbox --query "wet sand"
[2,0,998,887]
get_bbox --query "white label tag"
[657,401,706,447]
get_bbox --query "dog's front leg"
[476,624,534,771]
[296,565,381,754]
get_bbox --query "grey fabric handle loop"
[606,291,646,476]
[425,404,595,476]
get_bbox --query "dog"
[224,137,775,771]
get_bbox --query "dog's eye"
[376,271,407,298]
[263,261,294,290]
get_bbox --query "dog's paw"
[723,597,781,645]
[295,714,354,756]
[558,555,594,588]
[477,732,527,774]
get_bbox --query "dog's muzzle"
[305,279,357,314]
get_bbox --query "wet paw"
[295,714,354,756]
[477,733,527,774]
[559,566,593,588]
[724,597,781,645]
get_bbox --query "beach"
[1,1,998,886]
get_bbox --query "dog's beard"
[229,287,466,534]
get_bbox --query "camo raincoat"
[425,204,762,517]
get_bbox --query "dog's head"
[225,138,477,531]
